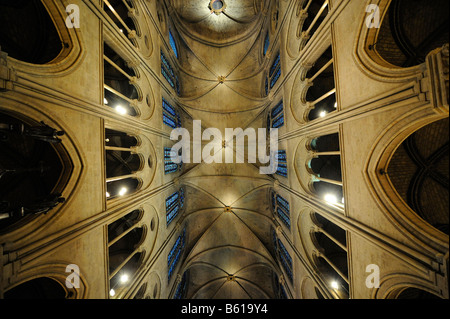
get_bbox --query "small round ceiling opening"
[209,0,226,15]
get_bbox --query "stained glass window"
[276,150,288,178]
[267,100,285,129]
[168,228,186,281]
[173,272,187,299]
[166,188,185,226]
[161,50,180,94]
[266,52,281,93]
[278,238,293,282]
[169,30,178,58]
[163,98,181,129]
[272,193,290,229]
[264,32,270,56]
[164,147,182,174]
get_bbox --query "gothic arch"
[4,262,88,299]
[354,0,449,83]
[0,101,83,244]
[0,0,85,77]
[373,273,446,299]
[365,110,449,254]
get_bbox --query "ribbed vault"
[162,0,283,299]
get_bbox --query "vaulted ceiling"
[163,0,283,299]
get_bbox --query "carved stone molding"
[0,48,17,92]
[424,44,449,113]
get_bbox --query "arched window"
[0,0,63,64]
[310,132,340,153]
[4,277,67,299]
[105,128,138,149]
[163,98,182,129]
[271,191,290,230]
[274,236,293,284]
[273,273,289,299]
[267,100,285,130]
[164,147,182,175]
[168,228,186,282]
[161,50,181,95]
[103,43,140,117]
[0,113,66,230]
[268,53,282,91]
[374,0,449,68]
[108,209,142,242]
[105,128,142,200]
[312,212,349,299]
[387,117,449,235]
[299,0,329,49]
[166,188,185,226]
[396,288,443,299]
[173,272,187,299]
[103,0,139,48]
[264,32,270,56]
[304,46,336,121]
[108,210,145,298]
[169,30,179,59]
[308,133,344,206]
[275,150,288,178]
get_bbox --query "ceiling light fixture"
[331,281,339,289]
[118,187,128,196]
[324,193,338,204]
[120,273,129,283]
[115,105,127,115]
[209,0,226,15]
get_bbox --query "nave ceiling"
[162,0,283,298]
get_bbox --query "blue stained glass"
[276,151,287,162]
[166,189,184,226]
[280,253,293,282]
[161,50,180,95]
[162,67,175,88]
[270,67,281,89]
[163,98,177,116]
[174,273,187,299]
[166,191,179,210]
[274,234,293,283]
[276,150,288,177]
[169,30,178,58]
[167,205,180,225]
[272,115,284,128]
[180,189,185,208]
[165,163,178,174]
[280,284,288,299]
[271,192,276,211]
[276,194,290,211]
[265,77,269,96]
[274,191,290,228]
[277,207,290,229]
[264,33,270,56]
[278,239,292,267]
[271,101,284,118]
[168,229,186,280]
[276,166,288,178]
[272,229,278,252]
[163,98,182,129]
[163,114,177,128]
[161,51,174,76]
[165,147,180,174]
[164,147,177,160]
[270,54,281,77]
